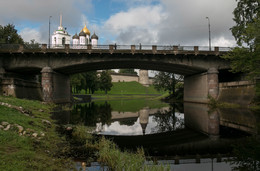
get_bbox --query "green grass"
[94,81,165,95]
[0,96,72,170]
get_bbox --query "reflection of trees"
[71,102,112,126]
[152,103,184,133]
[119,119,136,126]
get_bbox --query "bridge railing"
[0,43,232,53]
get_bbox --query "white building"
[51,15,99,48]
[72,24,98,48]
[51,14,71,48]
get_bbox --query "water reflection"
[70,102,184,135]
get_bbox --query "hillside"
[94,81,164,95]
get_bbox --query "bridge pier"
[184,67,219,103]
[41,67,71,103]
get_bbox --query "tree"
[153,72,184,98]
[119,69,137,75]
[70,73,85,93]
[0,24,24,44]
[84,71,99,94]
[99,71,113,94]
[222,0,260,102]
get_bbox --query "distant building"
[51,14,71,48]
[110,72,153,86]
[51,14,98,48]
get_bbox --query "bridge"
[0,44,235,103]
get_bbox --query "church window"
[62,37,65,45]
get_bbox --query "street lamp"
[206,17,211,51]
[49,16,52,49]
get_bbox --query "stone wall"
[111,73,139,82]
[1,78,42,100]
[110,72,154,86]
[218,81,255,105]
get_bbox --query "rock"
[39,109,44,112]
[66,127,73,131]
[16,125,24,133]
[32,133,38,137]
[1,121,9,126]
[26,128,34,133]
[40,132,45,137]
[3,124,11,131]
[42,119,52,128]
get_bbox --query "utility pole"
[206,17,211,51]
[49,16,52,49]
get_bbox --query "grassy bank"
[0,96,72,170]
[78,81,165,96]
[0,96,170,170]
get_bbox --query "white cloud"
[20,28,43,43]
[102,5,166,44]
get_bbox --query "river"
[52,98,259,170]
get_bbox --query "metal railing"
[0,43,232,52]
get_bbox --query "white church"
[51,15,98,48]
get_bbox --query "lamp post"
[206,17,211,51]
[48,16,52,49]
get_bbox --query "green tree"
[99,71,113,94]
[153,72,183,98]
[0,24,24,44]
[85,71,99,94]
[222,0,260,102]
[70,73,85,93]
[119,69,137,75]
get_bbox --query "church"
[51,15,99,48]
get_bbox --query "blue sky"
[0,0,237,46]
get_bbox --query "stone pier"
[184,67,219,103]
[41,67,71,103]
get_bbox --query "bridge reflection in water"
[52,101,258,157]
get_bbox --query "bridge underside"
[0,50,230,103]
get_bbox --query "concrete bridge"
[0,44,233,103]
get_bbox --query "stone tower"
[139,70,149,87]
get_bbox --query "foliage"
[99,70,113,94]
[70,71,100,94]
[231,0,260,47]
[119,69,138,75]
[85,71,99,94]
[0,24,24,44]
[24,39,41,49]
[231,137,260,171]
[222,0,260,103]
[70,73,85,93]
[153,72,184,98]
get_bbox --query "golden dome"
[82,24,90,35]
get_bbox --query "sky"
[0,0,238,47]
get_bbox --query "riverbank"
[0,96,170,170]
[0,96,73,170]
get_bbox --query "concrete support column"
[139,70,149,87]
[207,67,219,99]
[41,67,53,102]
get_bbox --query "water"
[53,99,259,170]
